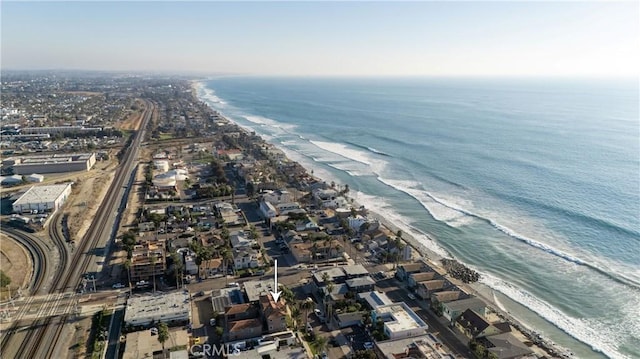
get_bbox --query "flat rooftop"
[375,303,428,333]
[17,153,94,165]
[375,333,454,359]
[123,328,189,359]
[358,291,393,309]
[13,183,72,205]
[124,291,190,324]
[243,279,274,302]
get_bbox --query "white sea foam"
[377,177,473,227]
[481,272,636,359]
[309,140,389,175]
[352,191,452,259]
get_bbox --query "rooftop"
[13,183,72,205]
[124,291,190,325]
[342,264,369,277]
[357,291,393,309]
[243,279,275,302]
[442,297,486,312]
[375,303,428,334]
[345,276,375,288]
[375,333,454,359]
[123,328,189,359]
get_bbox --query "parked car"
[407,293,416,300]
[112,283,125,289]
[363,342,374,350]
[227,282,239,287]
[210,318,216,326]
[150,327,158,335]
[195,291,205,297]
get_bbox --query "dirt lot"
[116,99,144,131]
[0,234,32,299]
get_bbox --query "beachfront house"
[396,263,425,281]
[416,279,447,299]
[408,272,437,288]
[455,309,510,339]
[441,297,487,325]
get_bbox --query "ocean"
[196,77,640,359]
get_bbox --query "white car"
[363,342,374,350]
[227,282,239,287]
[112,283,125,289]
[407,293,416,300]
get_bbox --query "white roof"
[124,291,190,325]
[13,183,72,205]
[375,303,428,333]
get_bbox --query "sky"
[1,1,639,77]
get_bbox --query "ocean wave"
[344,140,391,157]
[499,192,640,242]
[309,140,389,175]
[377,177,472,227]
[326,162,371,177]
[352,191,452,259]
[376,175,640,289]
[481,272,635,359]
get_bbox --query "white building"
[25,173,44,183]
[124,291,191,327]
[259,200,277,219]
[12,183,73,213]
[0,175,23,186]
[348,215,368,231]
[153,160,170,172]
[184,254,198,275]
[372,303,429,340]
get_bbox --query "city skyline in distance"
[1,1,639,77]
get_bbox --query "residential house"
[343,264,369,279]
[416,280,446,299]
[226,318,263,341]
[371,303,429,340]
[313,267,347,287]
[130,241,166,282]
[199,258,223,279]
[431,290,463,305]
[233,247,260,270]
[261,189,294,205]
[396,263,425,281]
[230,231,255,248]
[294,218,319,232]
[289,241,313,263]
[455,309,508,339]
[477,333,534,359]
[259,200,277,219]
[184,253,198,275]
[357,291,393,310]
[224,303,259,322]
[441,297,487,324]
[259,295,287,333]
[408,272,436,288]
[335,311,366,329]
[345,276,376,293]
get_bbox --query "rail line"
[20,99,153,359]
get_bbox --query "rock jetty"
[441,258,480,283]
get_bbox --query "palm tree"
[325,281,335,328]
[220,248,231,285]
[157,322,169,359]
[313,335,328,356]
[123,259,132,295]
[290,305,301,331]
[300,298,314,327]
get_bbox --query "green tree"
[300,298,314,327]
[0,270,11,287]
[157,322,169,359]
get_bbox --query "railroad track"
[0,214,67,358]
[16,99,153,359]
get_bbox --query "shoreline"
[192,80,580,359]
